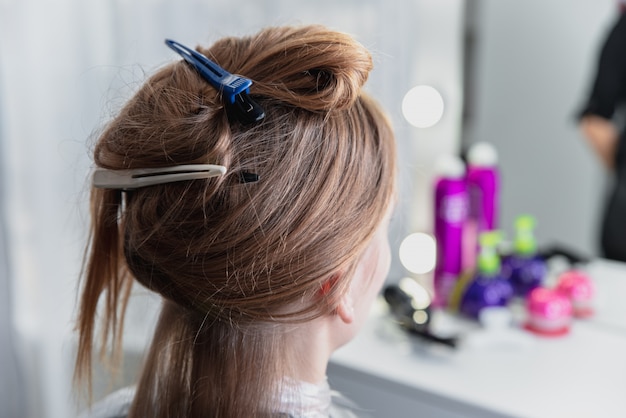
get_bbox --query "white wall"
[465,0,617,256]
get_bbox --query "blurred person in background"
[578,1,626,261]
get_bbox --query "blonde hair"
[75,24,396,417]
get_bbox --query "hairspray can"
[433,155,468,307]
[464,142,500,271]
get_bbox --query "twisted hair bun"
[204,25,373,111]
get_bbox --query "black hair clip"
[240,172,260,183]
[165,39,265,125]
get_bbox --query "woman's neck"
[283,316,334,384]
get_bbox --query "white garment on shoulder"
[80,386,135,418]
[277,377,332,417]
[277,377,368,418]
[80,380,369,418]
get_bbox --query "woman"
[75,24,397,417]
[578,5,626,261]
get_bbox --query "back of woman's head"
[76,24,396,417]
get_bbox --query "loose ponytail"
[75,188,133,396]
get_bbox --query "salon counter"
[328,259,626,418]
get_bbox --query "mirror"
[461,0,618,258]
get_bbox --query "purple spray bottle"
[433,155,469,308]
[464,142,500,271]
[455,231,514,319]
[501,215,547,297]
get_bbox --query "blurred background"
[0,0,618,416]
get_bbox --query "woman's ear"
[319,275,337,297]
[336,293,355,324]
[319,274,354,323]
[318,273,342,298]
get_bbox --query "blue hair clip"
[165,39,265,125]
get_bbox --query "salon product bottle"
[456,231,513,319]
[433,155,468,308]
[525,287,572,336]
[501,215,547,297]
[464,142,500,271]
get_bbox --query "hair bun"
[207,25,373,112]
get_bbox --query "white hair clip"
[93,164,227,190]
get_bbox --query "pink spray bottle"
[464,142,500,271]
[433,155,469,308]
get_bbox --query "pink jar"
[525,287,572,336]
[555,270,594,318]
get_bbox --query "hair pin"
[165,39,265,125]
[239,172,260,183]
[93,164,227,190]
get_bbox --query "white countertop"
[585,259,626,334]
[330,259,626,418]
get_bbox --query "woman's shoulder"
[79,386,135,418]
[79,386,369,418]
